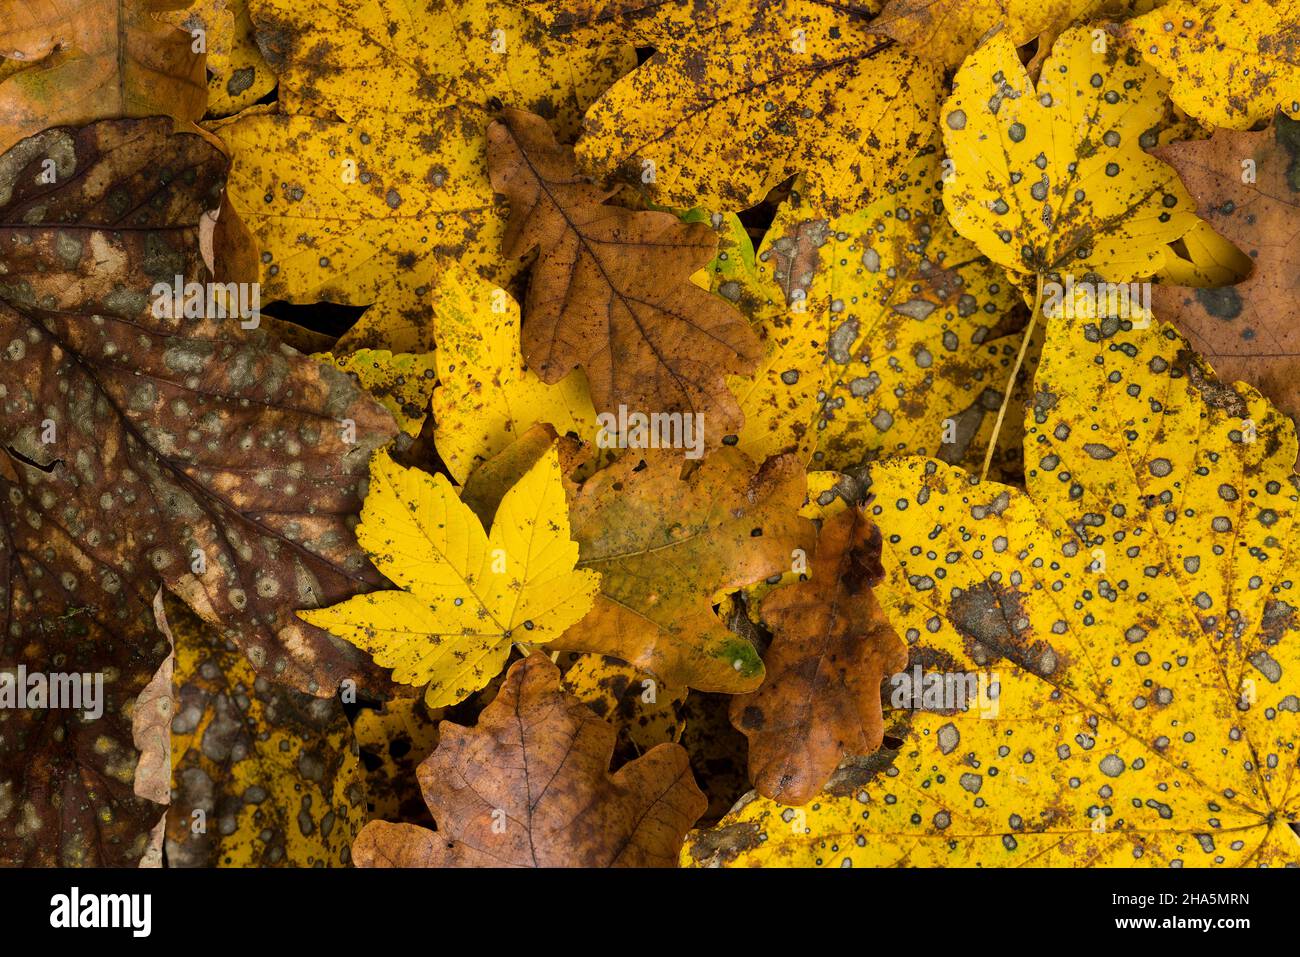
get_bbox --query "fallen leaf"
[164,596,368,867]
[1127,0,1300,130]
[318,349,438,437]
[0,0,207,151]
[525,0,942,215]
[943,25,1198,284]
[0,117,393,865]
[300,445,601,708]
[353,653,706,867]
[164,0,276,117]
[717,150,1027,475]
[562,653,687,754]
[870,0,1123,69]
[488,107,760,435]
[219,0,633,345]
[430,264,595,483]
[560,449,816,692]
[731,508,907,805]
[354,696,441,825]
[1152,114,1300,433]
[685,301,1300,867]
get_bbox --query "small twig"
[981,273,1045,483]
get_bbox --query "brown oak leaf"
[353,653,707,867]
[487,107,762,438]
[730,508,906,805]
[1152,114,1300,432]
[0,118,394,865]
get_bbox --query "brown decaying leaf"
[488,107,761,437]
[1152,114,1300,431]
[0,118,394,865]
[0,0,207,151]
[731,508,907,805]
[353,653,707,867]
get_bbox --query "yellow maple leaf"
[218,0,633,346]
[525,0,941,215]
[684,305,1300,868]
[430,265,596,484]
[300,445,601,708]
[1127,0,1300,130]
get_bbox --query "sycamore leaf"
[488,108,760,435]
[0,118,394,866]
[943,26,1198,283]
[353,653,706,867]
[430,264,595,483]
[317,349,438,437]
[560,449,817,692]
[1127,0,1300,130]
[685,304,1300,867]
[562,653,688,754]
[732,508,907,805]
[0,0,207,151]
[716,151,1027,475]
[300,446,601,708]
[164,0,277,117]
[219,0,632,345]
[1152,115,1300,434]
[163,597,368,867]
[522,0,941,216]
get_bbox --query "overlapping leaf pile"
[0,0,1297,869]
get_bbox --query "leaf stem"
[980,273,1045,483]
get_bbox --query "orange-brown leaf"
[352,654,707,867]
[731,508,906,805]
[487,107,761,436]
[1152,114,1300,433]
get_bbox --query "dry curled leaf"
[0,118,393,865]
[731,508,906,806]
[488,107,760,436]
[353,653,706,867]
